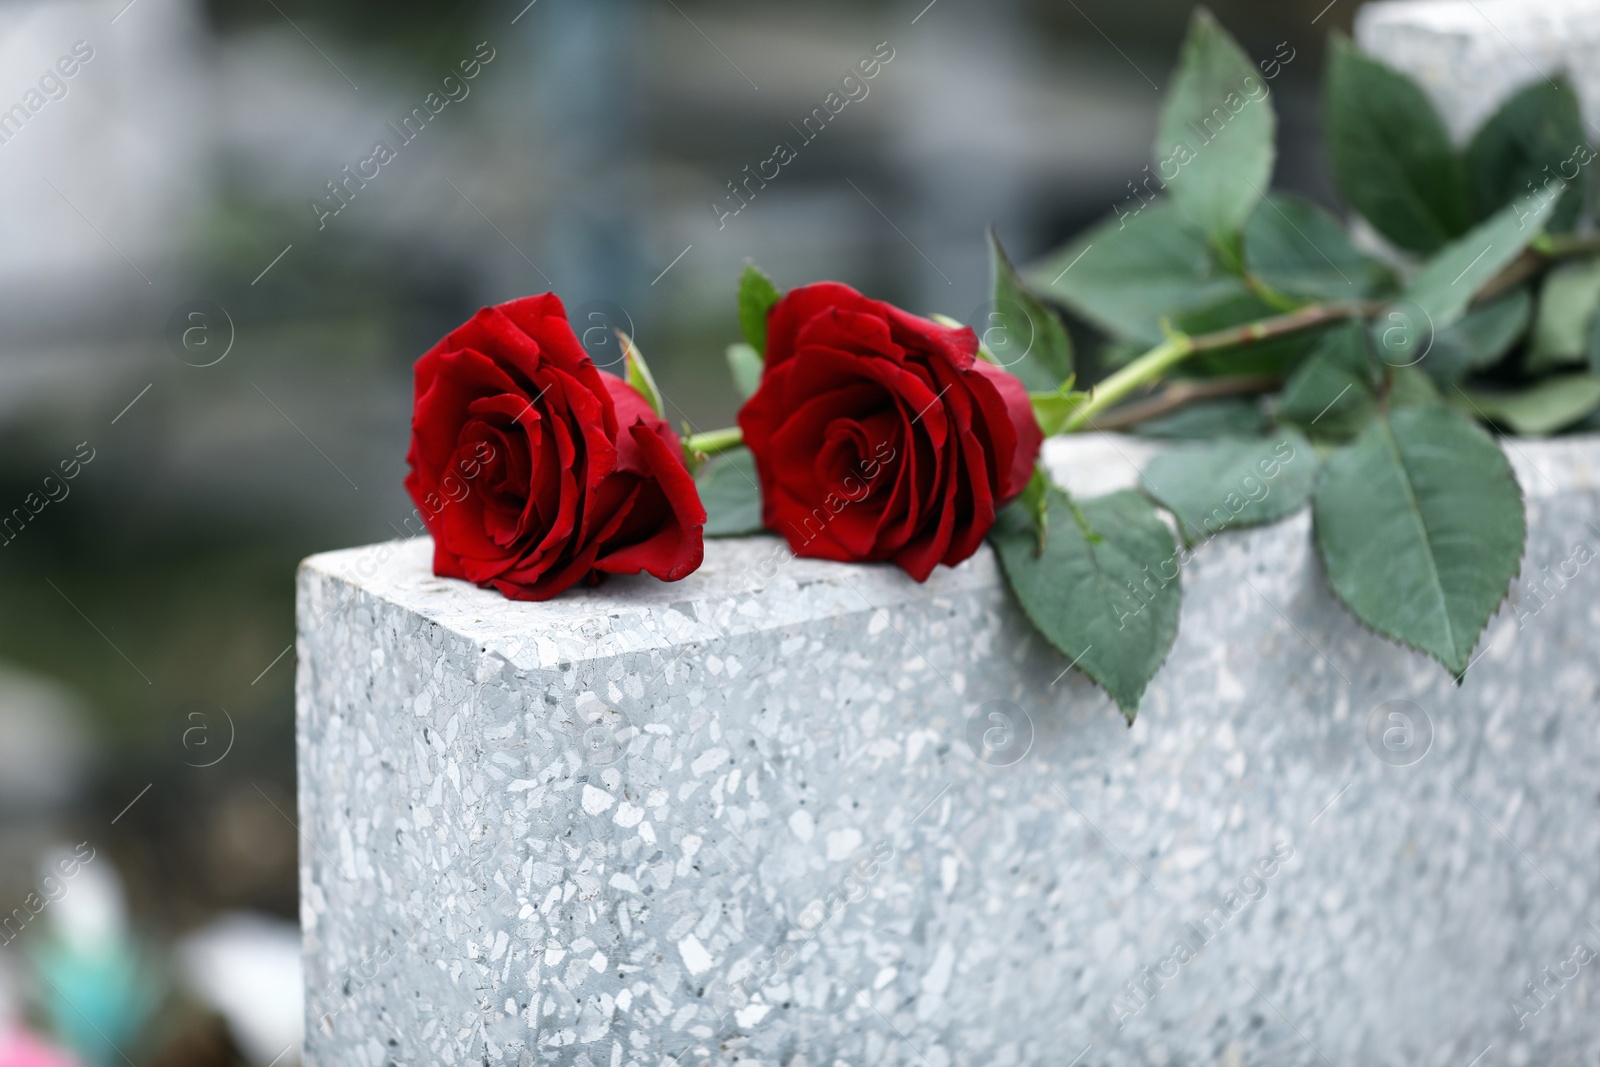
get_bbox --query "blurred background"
[0,0,1362,1061]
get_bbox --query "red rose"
[737,282,1043,581]
[405,294,705,600]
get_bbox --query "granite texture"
[297,431,1600,1067]
[1356,0,1600,141]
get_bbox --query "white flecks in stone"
[940,854,960,895]
[735,1003,771,1027]
[581,784,615,815]
[826,828,863,862]
[613,802,644,827]
[678,934,714,976]
[918,942,956,1025]
[1216,665,1245,703]
[788,809,815,842]
[691,747,728,777]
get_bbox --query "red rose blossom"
[737,282,1043,581]
[405,293,705,600]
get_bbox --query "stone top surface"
[299,433,1600,673]
[299,528,997,674]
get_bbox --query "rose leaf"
[1312,404,1525,678]
[1386,188,1560,368]
[988,229,1073,392]
[1155,7,1277,243]
[1243,192,1396,302]
[695,446,767,538]
[1465,75,1586,231]
[738,263,782,354]
[1276,320,1380,442]
[1528,257,1600,372]
[1452,373,1600,436]
[992,489,1181,721]
[1140,429,1315,544]
[617,330,665,420]
[726,343,764,400]
[1422,288,1530,385]
[1326,37,1470,254]
[1026,200,1251,345]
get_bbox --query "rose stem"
[1090,374,1282,431]
[1058,301,1371,434]
[682,426,744,456]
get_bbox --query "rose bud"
[405,294,705,600]
[737,282,1043,581]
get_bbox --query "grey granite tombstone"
[297,427,1600,1066]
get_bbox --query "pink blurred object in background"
[0,1029,79,1067]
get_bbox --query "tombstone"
[1356,0,1600,139]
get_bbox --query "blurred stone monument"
[1357,0,1600,139]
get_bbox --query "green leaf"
[1017,465,1050,551]
[738,264,782,354]
[1171,290,1280,334]
[1385,189,1559,368]
[1454,373,1600,435]
[1313,405,1525,677]
[695,446,766,537]
[726,342,764,400]
[1154,7,1276,242]
[1589,303,1600,374]
[619,331,664,419]
[1277,321,1380,441]
[1131,396,1266,439]
[1141,430,1315,543]
[987,229,1074,391]
[1389,364,1442,409]
[1421,289,1531,385]
[992,490,1180,720]
[1027,200,1250,344]
[1031,390,1089,436]
[1244,193,1397,301]
[1464,76,1587,232]
[1326,37,1471,254]
[1528,256,1600,371]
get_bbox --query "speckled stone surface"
[1357,0,1600,141]
[297,432,1600,1067]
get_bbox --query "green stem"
[683,426,744,456]
[1061,334,1194,433]
[1059,301,1369,434]
[1243,271,1304,313]
[1532,233,1600,258]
